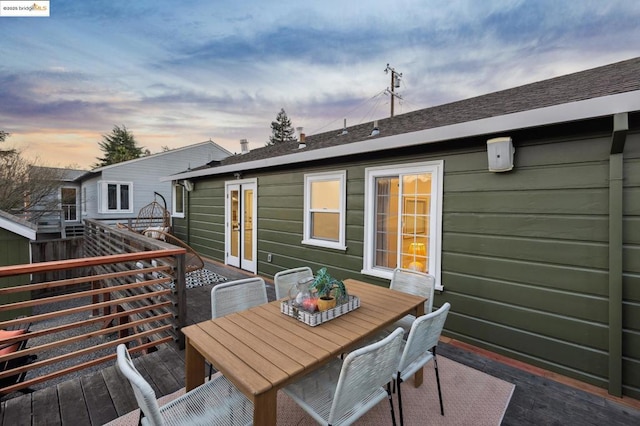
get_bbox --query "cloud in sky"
[1,0,639,168]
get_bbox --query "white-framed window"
[302,171,347,251]
[98,181,133,213]
[362,161,444,289]
[172,183,185,218]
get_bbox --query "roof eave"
[162,90,640,182]
[0,215,37,240]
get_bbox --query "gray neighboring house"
[164,57,640,399]
[78,140,232,227]
[38,167,87,238]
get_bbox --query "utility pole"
[385,64,402,117]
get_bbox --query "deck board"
[32,386,61,426]
[137,350,181,396]
[101,365,137,417]
[81,373,118,426]
[57,379,91,426]
[2,393,31,425]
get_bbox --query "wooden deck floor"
[2,260,640,425]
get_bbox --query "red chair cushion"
[0,329,26,356]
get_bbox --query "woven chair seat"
[116,344,252,426]
[283,328,404,426]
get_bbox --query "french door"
[225,180,257,273]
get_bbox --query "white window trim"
[361,160,444,290]
[81,186,87,215]
[301,170,347,251]
[98,180,134,214]
[172,183,185,218]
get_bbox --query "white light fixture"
[183,180,194,192]
[487,137,515,172]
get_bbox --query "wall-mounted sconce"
[233,172,242,180]
[487,137,515,172]
[182,179,194,192]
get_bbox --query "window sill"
[98,210,134,214]
[172,213,185,218]
[361,267,444,291]
[360,268,393,281]
[301,239,347,252]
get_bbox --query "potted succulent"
[309,267,348,311]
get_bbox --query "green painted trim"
[609,112,628,396]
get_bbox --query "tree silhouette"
[94,125,144,168]
[0,131,65,216]
[267,108,296,146]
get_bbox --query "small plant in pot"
[310,267,348,311]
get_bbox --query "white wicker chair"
[388,268,436,333]
[395,302,451,426]
[116,344,253,426]
[211,277,268,318]
[273,266,313,300]
[209,277,268,378]
[283,327,405,426]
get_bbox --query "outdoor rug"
[169,268,227,289]
[105,356,515,425]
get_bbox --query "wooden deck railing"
[0,220,188,396]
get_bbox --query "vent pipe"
[341,118,348,135]
[240,139,249,154]
[370,120,380,137]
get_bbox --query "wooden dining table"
[181,278,427,426]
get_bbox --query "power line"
[309,89,387,135]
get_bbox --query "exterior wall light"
[487,137,515,172]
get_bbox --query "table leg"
[252,388,277,426]
[185,336,204,392]
[413,302,425,387]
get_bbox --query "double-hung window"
[302,171,346,250]
[99,181,133,213]
[363,161,443,288]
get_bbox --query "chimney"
[240,138,249,154]
[297,127,306,149]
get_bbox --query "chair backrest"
[390,268,436,314]
[116,344,164,426]
[398,302,451,377]
[273,267,314,300]
[329,327,404,424]
[211,277,268,318]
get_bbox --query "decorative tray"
[280,295,361,326]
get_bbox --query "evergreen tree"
[267,108,296,146]
[94,125,144,168]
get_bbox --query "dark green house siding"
[0,228,31,321]
[174,116,640,398]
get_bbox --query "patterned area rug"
[105,356,515,426]
[169,268,227,289]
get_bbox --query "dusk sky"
[1,0,639,169]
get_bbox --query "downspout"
[609,112,628,397]
[186,186,191,247]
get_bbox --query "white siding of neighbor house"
[81,142,230,223]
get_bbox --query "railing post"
[175,253,186,349]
